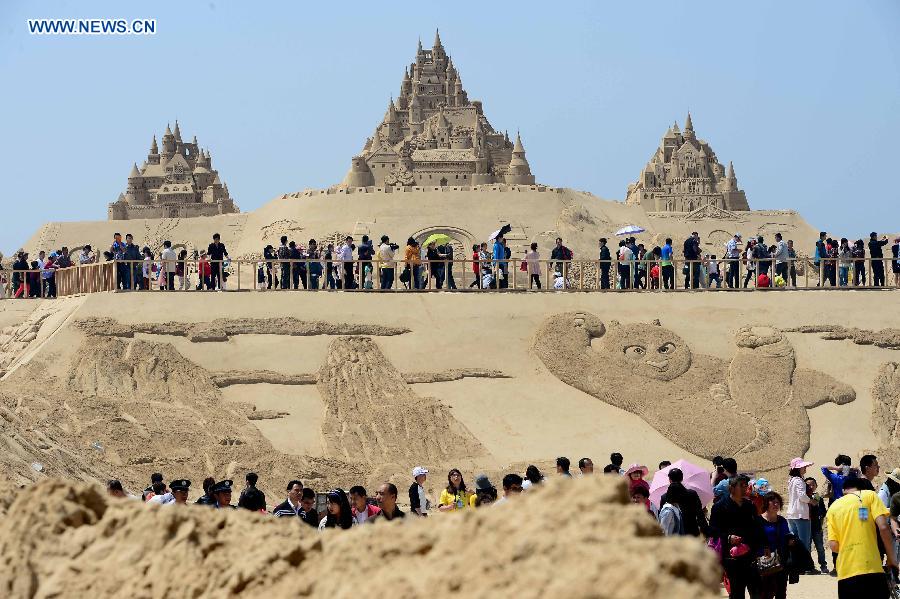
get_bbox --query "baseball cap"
[412,466,428,478]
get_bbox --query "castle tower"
[147,135,160,165]
[682,111,695,141]
[504,133,535,185]
[725,161,737,191]
[342,155,376,188]
[382,98,401,143]
[161,123,176,157]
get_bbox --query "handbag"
[399,265,410,283]
[520,260,528,272]
[756,551,783,576]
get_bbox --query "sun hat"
[789,457,813,469]
[625,463,649,477]
[887,468,900,485]
[412,466,428,478]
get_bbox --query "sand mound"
[872,362,900,447]
[0,476,720,599]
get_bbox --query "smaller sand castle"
[108,121,238,220]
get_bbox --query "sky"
[1,0,898,254]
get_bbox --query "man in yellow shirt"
[826,476,897,598]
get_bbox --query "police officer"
[170,479,191,505]
[210,479,236,509]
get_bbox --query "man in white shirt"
[772,232,789,284]
[79,245,95,265]
[725,233,742,288]
[160,240,178,291]
[377,235,397,290]
[337,236,355,289]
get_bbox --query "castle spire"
[164,123,172,137]
[513,131,525,154]
[727,161,736,180]
[684,111,693,132]
[417,37,423,53]
[384,98,398,123]
[174,120,182,141]
[150,135,158,154]
[129,162,141,178]
[434,28,442,48]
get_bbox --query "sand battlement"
[282,183,563,200]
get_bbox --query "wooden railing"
[2,256,896,298]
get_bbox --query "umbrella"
[488,223,513,241]
[648,459,714,507]
[615,225,645,236]
[423,233,451,247]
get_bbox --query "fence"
[1,256,897,298]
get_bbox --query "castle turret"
[683,112,695,140]
[147,135,160,165]
[161,123,176,156]
[725,161,737,191]
[342,155,375,188]
[382,98,401,143]
[173,120,182,142]
[504,133,535,185]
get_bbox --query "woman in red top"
[625,464,650,495]
[469,244,480,288]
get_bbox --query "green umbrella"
[423,233,452,247]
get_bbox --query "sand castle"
[107,121,238,220]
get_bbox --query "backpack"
[277,245,290,260]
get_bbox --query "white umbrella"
[488,223,512,241]
[615,225,645,236]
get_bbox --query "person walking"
[338,236,356,290]
[806,477,831,574]
[617,240,633,289]
[307,239,322,289]
[597,237,612,289]
[683,232,701,288]
[207,233,228,291]
[852,239,867,286]
[710,475,764,599]
[827,476,897,598]
[870,232,890,287]
[785,458,816,553]
[550,237,572,283]
[526,242,541,289]
[160,241,177,291]
[743,240,757,288]
[838,238,852,287]
[403,238,421,290]
[469,244,481,288]
[377,235,396,290]
[724,233,742,289]
[277,236,290,290]
[492,235,506,290]
[773,233,789,284]
[757,491,790,599]
[786,240,798,287]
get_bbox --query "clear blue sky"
[1,0,898,254]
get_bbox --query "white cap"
[412,466,428,478]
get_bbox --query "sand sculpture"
[0,476,720,599]
[785,324,900,350]
[871,362,900,448]
[8,316,505,493]
[533,312,856,470]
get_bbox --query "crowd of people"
[2,229,899,296]
[108,449,900,599]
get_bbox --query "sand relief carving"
[69,317,498,474]
[534,312,855,470]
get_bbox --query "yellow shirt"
[439,488,471,510]
[826,489,889,580]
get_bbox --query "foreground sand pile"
[0,476,720,599]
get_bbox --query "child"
[197,250,212,290]
[805,477,829,574]
[707,255,721,288]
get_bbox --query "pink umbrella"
[649,459,714,508]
